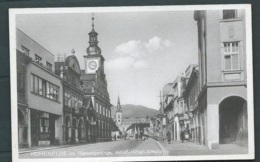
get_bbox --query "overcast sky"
[16,10,198,110]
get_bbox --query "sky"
[16,10,198,110]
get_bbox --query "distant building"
[17,29,63,148]
[194,9,248,149]
[113,96,150,139]
[162,75,186,141]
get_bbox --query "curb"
[153,139,169,156]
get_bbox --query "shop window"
[40,117,49,133]
[223,42,240,71]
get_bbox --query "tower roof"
[86,15,101,55]
[89,16,98,34]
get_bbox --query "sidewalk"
[159,140,248,156]
[19,141,112,154]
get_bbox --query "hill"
[111,104,159,119]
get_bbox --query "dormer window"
[46,61,52,71]
[21,45,30,56]
[35,54,42,64]
[223,10,238,19]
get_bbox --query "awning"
[126,123,150,131]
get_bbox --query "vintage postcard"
[9,4,254,162]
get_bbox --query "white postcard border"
[9,4,254,162]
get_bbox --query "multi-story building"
[80,17,113,142]
[182,65,200,143]
[194,9,248,149]
[171,76,186,141]
[17,29,63,148]
[55,54,96,144]
[162,83,174,140]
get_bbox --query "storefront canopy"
[126,123,150,131]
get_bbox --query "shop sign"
[90,121,96,125]
[162,117,166,125]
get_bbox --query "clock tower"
[81,16,112,142]
[84,16,104,74]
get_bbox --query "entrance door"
[219,96,247,144]
[49,114,55,145]
[71,118,77,143]
[30,109,38,146]
[18,109,27,148]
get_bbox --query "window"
[96,103,99,113]
[223,42,240,71]
[223,10,237,19]
[46,61,52,71]
[99,105,102,115]
[64,93,70,106]
[40,117,49,133]
[31,74,59,101]
[21,46,30,56]
[71,96,76,108]
[35,54,42,63]
[17,73,24,92]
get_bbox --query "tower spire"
[91,14,95,31]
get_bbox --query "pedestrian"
[180,126,185,143]
[167,131,171,144]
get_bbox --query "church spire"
[116,94,122,112]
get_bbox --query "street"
[19,139,163,158]
[159,140,248,156]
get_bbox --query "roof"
[162,83,174,97]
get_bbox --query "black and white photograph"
[9,5,254,162]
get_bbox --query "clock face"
[88,61,97,70]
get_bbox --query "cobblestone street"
[19,139,163,158]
